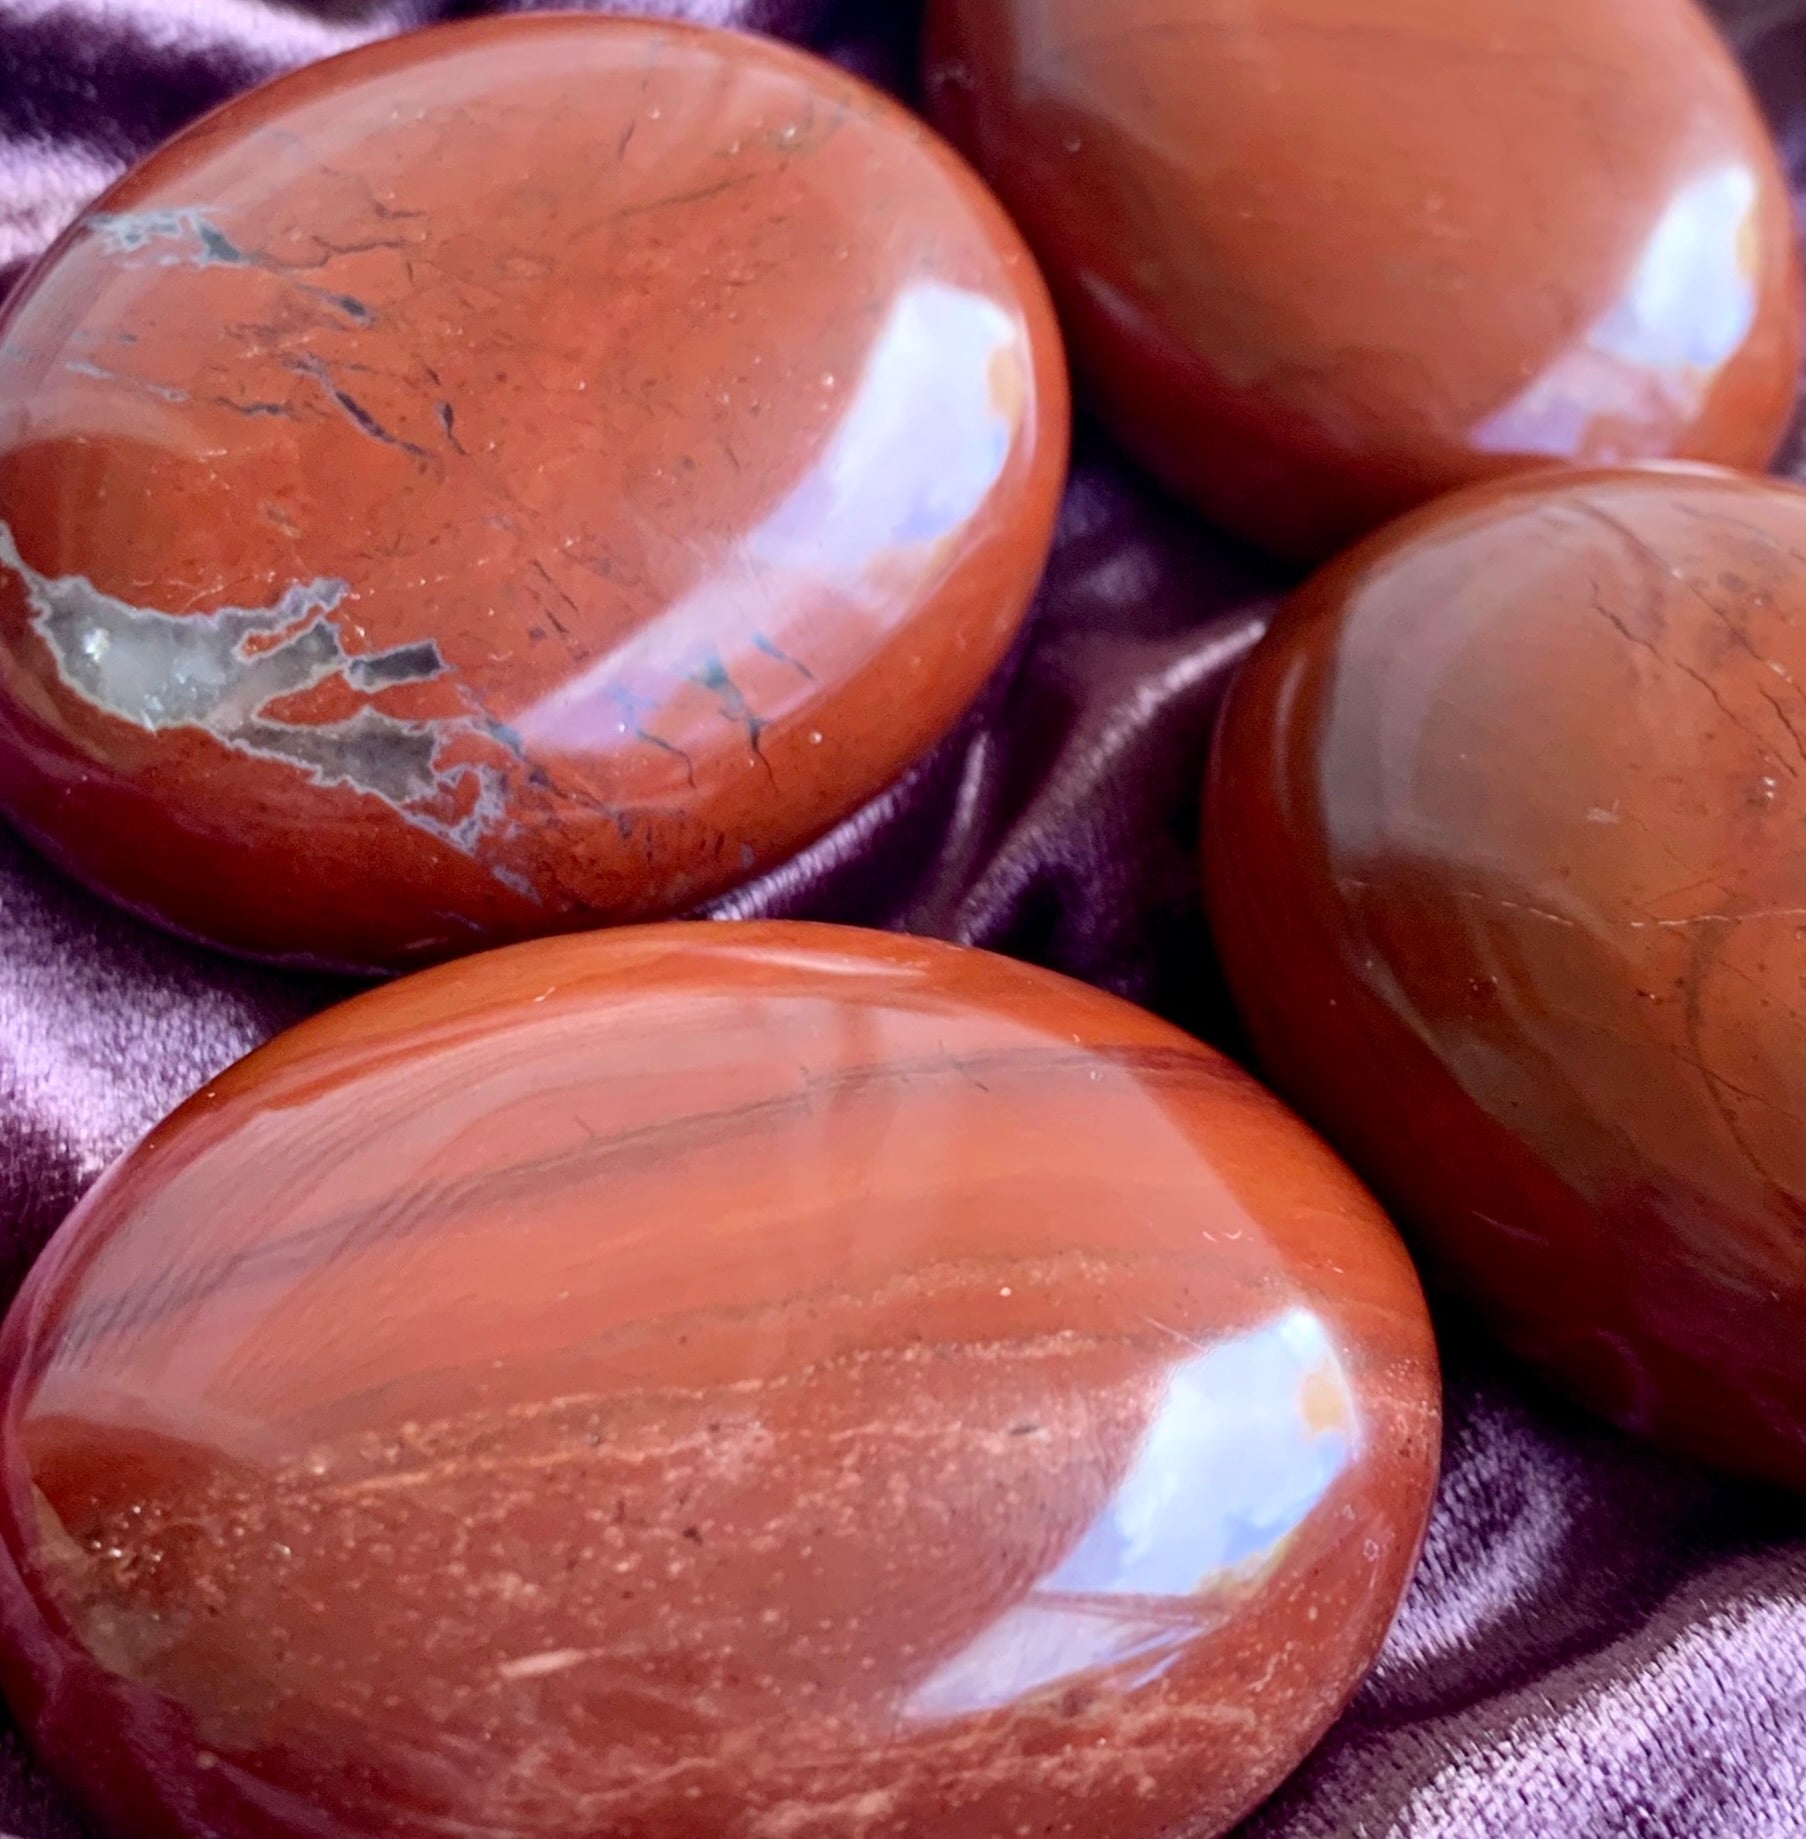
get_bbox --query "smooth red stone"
[0,922,1439,1839]
[1206,465,1806,1488]
[0,19,1067,974]
[923,0,1802,560]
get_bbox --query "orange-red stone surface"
[923,0,1802,560]
[1206,465,1806,1489]
[0,17,1068,973]
[0,922,1440,1839]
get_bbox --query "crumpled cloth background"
[3,0,1806,1833]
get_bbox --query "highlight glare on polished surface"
[0,16,1068,971]
[0,924,1440,1839]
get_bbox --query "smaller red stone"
[925,0,1801,560]
[0,17,1068,972]
[1206,464,1806,1488]
[0,923,1440,1839]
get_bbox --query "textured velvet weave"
[3,2,1806,1834]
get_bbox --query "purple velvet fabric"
[3,2,1806,1834]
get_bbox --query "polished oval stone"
[0,923,1439,1839]
[0,18,1068,973]
[1205,465,1806,1487]
[923,0,1801,560]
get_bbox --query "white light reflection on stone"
[903,1308,1357,1721]
[1472,164,1760,456]
[516,280,1022,754]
